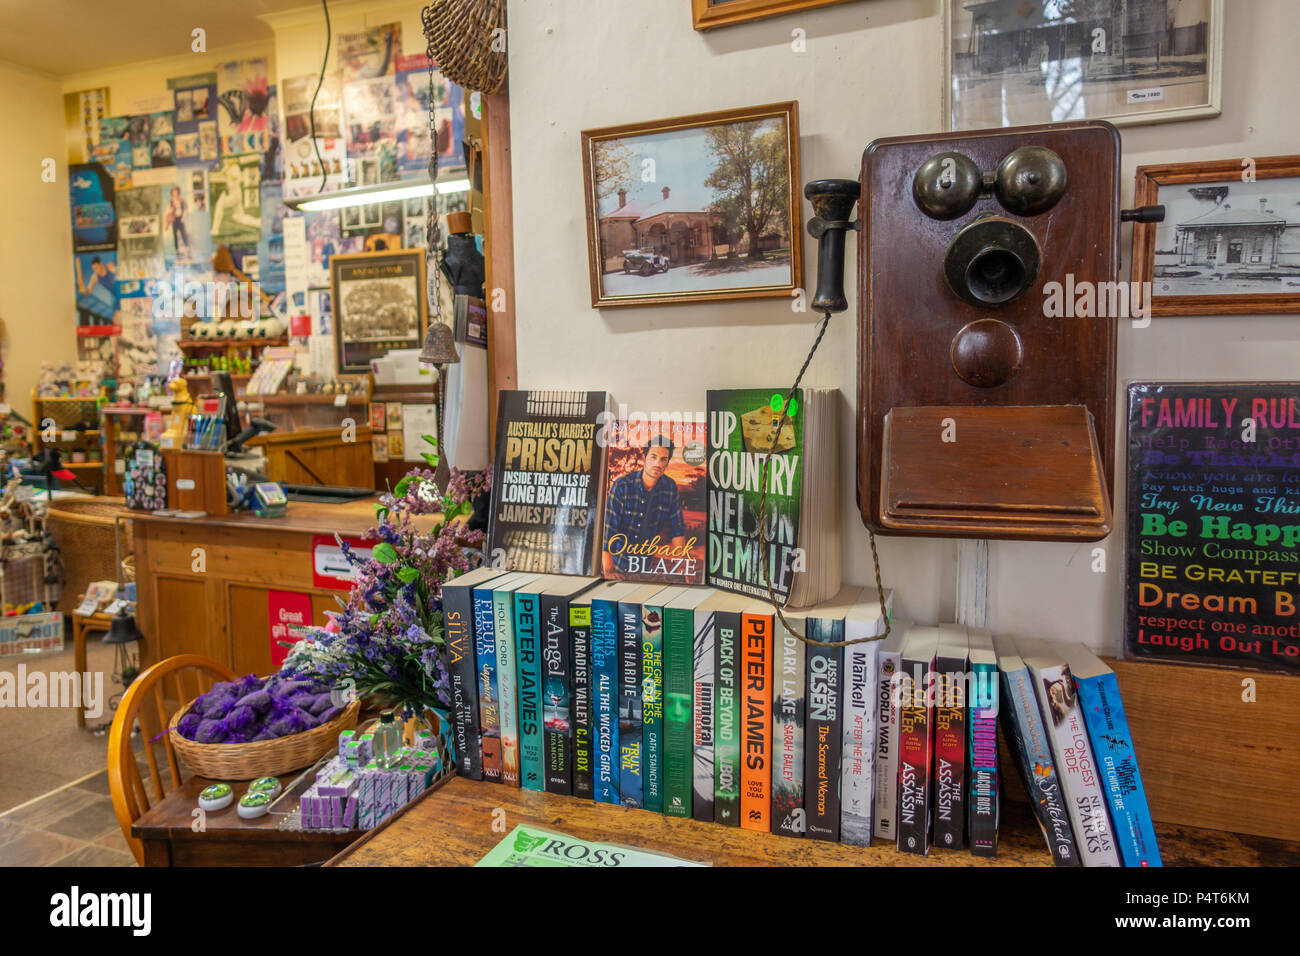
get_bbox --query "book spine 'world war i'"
[488,390,609,575]
[618,598,645,808]
[771,621,806,837]
[841,638,876,846]
[804,617,844,842]
[641,600,666,813]
[713,608,742,826]
[739,609,772,832]
[443,575,485,779]
[591,595,622,804]
[874,639,903,840]
[515,589,545,791]
[541,591,574,796]
[494,589,522,787]
[692,604,717,823]
[473,584,503,783]
[662,603,695,819]
[570,601,595,799]
[706,389,804,603]
[600,414,707,585]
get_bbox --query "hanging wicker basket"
[421,0,508,95]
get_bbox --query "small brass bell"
[418,321,459,366]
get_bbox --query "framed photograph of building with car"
[330,248,427,374]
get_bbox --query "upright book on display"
[474,572,524,783]
[932,624,969,850]
[1061,644,1162,867]
[589,581,637,804]
[488,389,611,575]
[494,574,540,787]
[570,594,596,799]
[692,592,730,823]
[513,577,549,791]
[713,595,745,827]
[966,627,1000,857]
[771,609,808,837]
[705,387,841,608]
[994,634,1079,866]
[738,603,773,833]
[839,588,891,846]
[663,588,713,819]
[617,584,665,808]
[897,626,939,855]
[600,415,707,585]
[1022,640,1120,867]
[441,567,508,780]
[640,587,683,813]
[873,623,908,842]
[540,575,601,796]
[804,615,844,842]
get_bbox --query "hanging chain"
[756,310,892,648]
[424,11,443,325]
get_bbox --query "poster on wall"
[281,72,347,200]
[116,185,164,280]
[173,76,218,169]
[94,116,133,189]
[163,167,212,269]
[394,53,465,174]
[216,57,271,154]
[70,163,117,252]
[1125,382,1300,674]
[73,251,119,332]
[337,22,402,82]
[257,183,286,296]
[343,76,397,161]
[209,153,262,245]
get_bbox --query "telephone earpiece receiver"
[804,120,1164,542]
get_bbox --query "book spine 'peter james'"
[739,610,772,832]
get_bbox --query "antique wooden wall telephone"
[804,120,1164,544]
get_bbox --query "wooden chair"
[108,654,236,865]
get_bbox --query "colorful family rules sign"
[1126,382,1300,673]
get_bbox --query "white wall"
[0,60,77,421]
[505,0,1300,651]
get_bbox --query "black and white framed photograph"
[944,0,1222,131]
[1132,155,1300,315]
[330,249,427,374]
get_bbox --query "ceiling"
[0,0,313,77]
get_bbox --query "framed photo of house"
[691,0,858,30]
[581,102,803,309]
[330,248,427,374]
[1132,156,1300,316]
[943,0,1223,131]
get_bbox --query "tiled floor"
[0,770,138,866]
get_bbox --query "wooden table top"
[330,776,1300,868]
[330,776,1056,867]
[129,496,380,536]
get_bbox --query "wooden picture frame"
[943,0,1223,131]
[692,0,857,30]
[329,248,428,375]
[581,101,803,309]
[1132,155,1300,316]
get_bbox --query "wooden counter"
[133,499,378,675]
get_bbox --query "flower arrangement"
[280,466,492,741]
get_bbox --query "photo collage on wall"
[65,20,468,385]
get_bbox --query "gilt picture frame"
[692,0,859,30]
[581,101,803,309]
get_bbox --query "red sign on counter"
[268,590,314,667]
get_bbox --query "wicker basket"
[421,0,507,95]
[169,697,361,780]
[45,496,134,613]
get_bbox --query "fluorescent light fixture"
[435,179,472,195]
[286,181,435,212]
